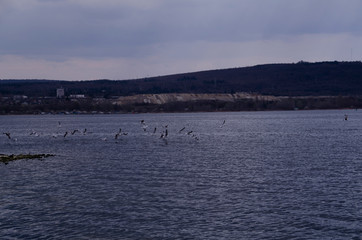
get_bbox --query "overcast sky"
[1,0,362,80]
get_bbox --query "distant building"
[56,88,65,98]
[69,94,85,99]
[13,95,28,100]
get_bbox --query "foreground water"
[0,110,361,239]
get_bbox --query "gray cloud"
[0,0,362,79]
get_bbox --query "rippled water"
[0,110,361,239]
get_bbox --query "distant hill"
[1,61,362,97]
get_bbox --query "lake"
[0,110,361,239]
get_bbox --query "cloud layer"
[1,0,362,80]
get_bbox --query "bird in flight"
[71,129,79,135]
[179,127,186,133]
[3,132,11,139]
[220,120,226,127]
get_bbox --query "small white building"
[69,94,85,99]
[56,88,65,98]
[13,95,28,100]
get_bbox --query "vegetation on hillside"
[1,61,362,113]
[1,61,362,98]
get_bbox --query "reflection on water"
[0,110,361,239]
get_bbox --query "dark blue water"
[1,110,361,239]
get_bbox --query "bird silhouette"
[179,127,186,133]
[71,129,79,135]
[220,120,226,127]
[140,120,148,131]
[30,130,39,136]
[3,132,11,139]
[115,133,120,139]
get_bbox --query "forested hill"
[1,61,362,97]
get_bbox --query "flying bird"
[115,128,122,139]
[115,128,128,139]
[220,120,226,127]
[3,132,11,139]
[115,133,120,139]
[140,120,148,131]
[30,130,39,136]
[71,129,79,135]
[179,127,186,133]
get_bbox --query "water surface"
[0,110,361,239]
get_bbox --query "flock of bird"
[2,119,219,143]
[1,113,354,143]
[137,119,201,141]
[1,112,353,143]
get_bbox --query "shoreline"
[0,107,358,116]
[2,93,362,115]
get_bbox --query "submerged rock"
[0,154,55,165]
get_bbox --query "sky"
[1,0,362,80]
